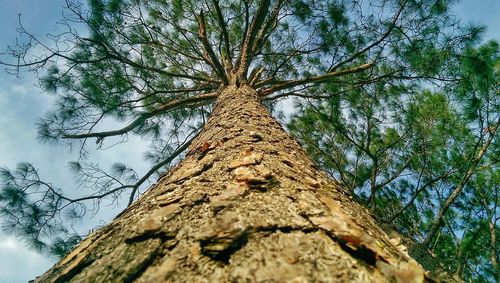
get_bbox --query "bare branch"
[235,0,271,79]
[259,62,374,96]
[127,129,200,205]
[251,0,286,56]
[63,92,218,140]
[328,2,406,72]
[196,10,229,85]
[210,0,232,70]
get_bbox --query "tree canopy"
[0,0,497,281]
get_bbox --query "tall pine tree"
[0,0,489,281]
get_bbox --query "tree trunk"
[36,85,424,282]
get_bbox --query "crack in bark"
[332,232,379,267]
[244,175,280,191]
[123,246,163,283]
[298,208,382,268]
[200,225,319,264]
[125,230,177,244]
[200,230,249,263]
[275,225,381,269]
[253,225,318,235]
[171,160,215,184]
[53,257,95,283]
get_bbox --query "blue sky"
[0,1,498,282]
[0,1,151,282]
[0,2,69,281]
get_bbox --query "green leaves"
[1,0,497,277]
[430,0,448,15]
[49,234,82,258]
[292,0,312,22]
[327,3,348,26]
[289,41,499,281]
[0,164,67,255]
[457,40,499,120]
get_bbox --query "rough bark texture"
[36,86,424,282]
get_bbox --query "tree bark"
[36,85,424,282]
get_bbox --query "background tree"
[0,0,493,281]
[289,37,499,281]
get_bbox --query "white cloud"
[0,232,56,283]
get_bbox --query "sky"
[0,1,498,282]
[0,1,151,282]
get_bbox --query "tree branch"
[235,0,271,79]
[63,92,218,140]
[210,0,232,70]
[251,0,285,56]
[259,62,374,96]
[196,10,228,85]
[375,154,415,190]
[422,118,500,249]
[328,2,405,72]
[127,129,200,205]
